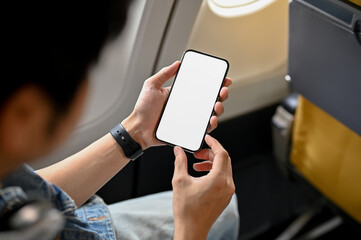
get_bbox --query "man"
[0,1,239,239]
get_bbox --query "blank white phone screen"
[156,50,228,152]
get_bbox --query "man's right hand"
[172,135,235,240]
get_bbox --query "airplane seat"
[272,0,361,238]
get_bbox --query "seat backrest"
[288,0,361,224]
[289,0,361,135]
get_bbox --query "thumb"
[149,61,180,88]
[173,146,188,177]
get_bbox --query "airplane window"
[211,0,258,8]
[209,0,278,17]
[187,0,288,119]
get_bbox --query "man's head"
[0,1,130,177]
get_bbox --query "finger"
[204,135,229,172]
[149,61,180,88]
[194,149,215,161]
[173,146,188,177]
[224,77,232,87]
[204,135,225,154]
[228,156,233,178]
[218,87,229,102]
[193,161,213,172]
[207,116,218,133]
[161,86,171,97]
[214,102,224,117]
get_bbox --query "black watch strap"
[110,123,143,160]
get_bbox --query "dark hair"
[2,0,130,114]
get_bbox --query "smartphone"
[155,50,229,152]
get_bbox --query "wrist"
[121,114,146,150]
[174,220,208,240]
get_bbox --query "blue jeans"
[108,191,239,240]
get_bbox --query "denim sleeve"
[1,164,116,240]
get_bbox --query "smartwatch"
[110,123,143,160]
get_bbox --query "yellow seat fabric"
[348,0,361,7]
[291,96,361,223]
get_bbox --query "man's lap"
[108,191,239,240]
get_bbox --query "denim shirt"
[0,164,116,240]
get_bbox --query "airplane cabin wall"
[32,0,290,172]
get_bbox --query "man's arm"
[36,131,132,207]
[36,62,180,207]
[37,61,232,207]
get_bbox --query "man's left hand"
[122,61,232,150]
